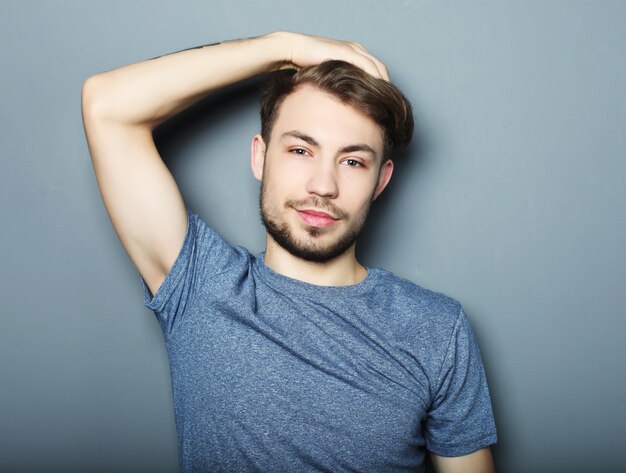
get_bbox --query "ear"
[372,159,394,201]
[250,134,266,182]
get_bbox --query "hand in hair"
[272,31,390,82]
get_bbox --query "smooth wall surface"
[1,1,625,472]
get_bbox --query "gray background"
[1,1,625,472]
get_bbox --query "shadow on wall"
[357,122,425,262]
[151,74,266,213]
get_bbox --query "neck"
[263,235,368,286]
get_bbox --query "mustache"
[285,196,348,220]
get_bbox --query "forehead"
[271,84,384,155]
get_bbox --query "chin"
[275,226,357,263]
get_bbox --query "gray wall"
[1,1,625,472]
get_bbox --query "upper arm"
[81,76,188,297]
[425,309,497,460]
[431,447,495,473]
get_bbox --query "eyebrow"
[281,130,379,159]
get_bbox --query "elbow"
[81,73,113,120]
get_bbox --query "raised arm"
[80,31,388,298]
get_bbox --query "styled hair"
[259,60,414,161]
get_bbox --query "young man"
[81,31,497,473]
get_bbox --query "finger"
[350,54,384,79]
[367,55,390,81]
[348,43,390,81]
[277,63,301,71]
[348,48,390,81]
[351,41,368,52]
[365,51,390,81]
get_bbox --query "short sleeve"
[140,207,241,335]
[425,308,497,456]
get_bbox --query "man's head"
[260,60,414,162]
[251,60,414,263]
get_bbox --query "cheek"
[261,170,297,208]
[339,172,378,205]
[266,159,309,193]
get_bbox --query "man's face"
[251,84,393,263]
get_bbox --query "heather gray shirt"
[141,208,497,472]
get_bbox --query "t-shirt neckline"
[252,251,380,298]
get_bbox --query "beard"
[259,179,373,264]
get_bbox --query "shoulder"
[369,269,476,393]
[369,268,465,346]
[374,268,462,320]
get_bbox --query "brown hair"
[260,60,414,161]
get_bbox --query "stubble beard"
[259,178,372,264]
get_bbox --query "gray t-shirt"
[141,208,497,473]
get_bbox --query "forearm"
[82,31,289,128]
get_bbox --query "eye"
[343,158,363,168]
[290,147,310,157]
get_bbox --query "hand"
[272,31,390,82]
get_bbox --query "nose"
[305,160,339,198]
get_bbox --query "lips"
[300,209,336,219]
[296,208,338,228]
